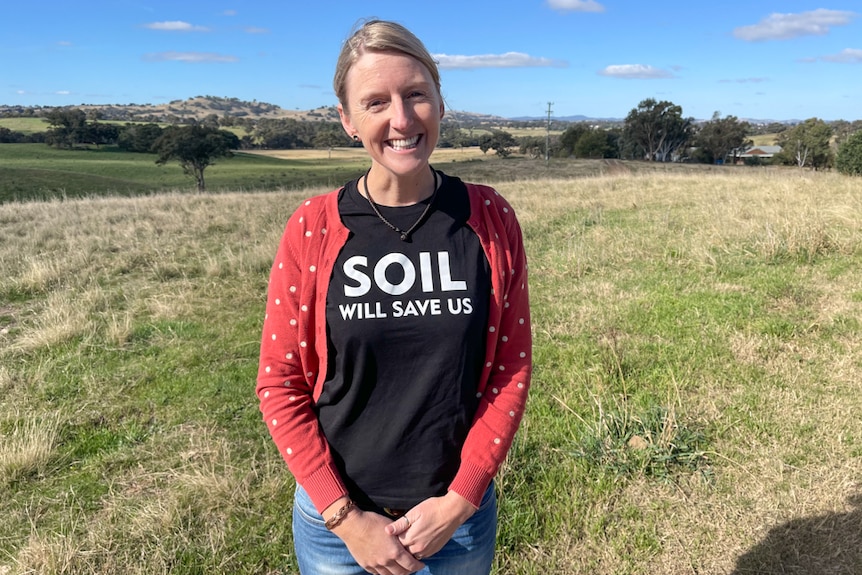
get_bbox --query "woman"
[257,19,531,575]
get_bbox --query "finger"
[398,556,425,574]
[384,514,412,536]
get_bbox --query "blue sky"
[3,1,861,121]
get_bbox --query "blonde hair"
[333,20,441,107]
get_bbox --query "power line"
[546,102,553,165]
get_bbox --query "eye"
[366,99,387,111]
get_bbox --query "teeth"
[388,136,420,150]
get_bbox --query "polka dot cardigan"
[257,182,532,514]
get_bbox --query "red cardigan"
[256,181,532,513]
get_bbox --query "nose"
[389,97,413,132]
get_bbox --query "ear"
[337,103,356,138]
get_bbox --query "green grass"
[0,144,371,203]
[0,117,50,134]
[0,118,177,134]
[1,142,753,205]
[1,167,861,574]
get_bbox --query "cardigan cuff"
[300,463,349,514]
[448,461,494,509]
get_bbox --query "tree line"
[4,101,862,181]
[535,98,862,173]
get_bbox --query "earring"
[353,135,360,142]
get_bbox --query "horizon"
[0,96,846,125]
[2,1,861,122]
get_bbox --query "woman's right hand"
[330,505,425,575]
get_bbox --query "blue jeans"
[292,483,497,575]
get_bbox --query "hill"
[0,95,510,126]
[2,95,852,128]
[0,96,334,124]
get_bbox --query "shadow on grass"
[731,493,862,575]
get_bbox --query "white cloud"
[819,48,862,63]
[733,9,856,41]
[547,0,605,13]
[144,51,238,63]
[719,77,769,84]
[16,90,26,95]
[243,26,269,34]
[223,10,237,16]
[599,64,674,79]
[143,21,209,32]
[55,90,71,95]
[57,41,73,47]
[434,52,566,69]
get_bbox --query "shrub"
[836,131,862,176]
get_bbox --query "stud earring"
[353,135,360,142]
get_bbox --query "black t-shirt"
[319,171,491,510]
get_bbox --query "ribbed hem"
[448,461,494,509]
[301,463,349,514]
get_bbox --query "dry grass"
[1,167,860,574]
[494,169,862,574]
[9,425,287,575]
[0,191,293,354]
[246,145,490,163]
[0,415,60,485]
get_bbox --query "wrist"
[323,498,355,530]
[444,490,477,523]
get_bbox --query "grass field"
[0,144,374,204]
[248,146,491,163]
[1,166,860,574]
[0,144,496,204]
[0,118,52,134]
[1,142,762,205]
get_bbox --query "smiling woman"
[256,19,532,575]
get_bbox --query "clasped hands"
[330,491,476,575]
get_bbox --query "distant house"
[736,145,782,163]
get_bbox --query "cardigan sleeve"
[449,187,533,507]
[256,200,348,514]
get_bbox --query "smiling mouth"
[387,135,421,151]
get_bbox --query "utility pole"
[545,102,553,165]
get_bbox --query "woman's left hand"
[383,491,477,560]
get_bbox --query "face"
[338,51,444,182]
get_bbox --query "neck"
[362,165,437,206]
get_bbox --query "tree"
[558,123,590,157]
[254,118,320,149]
[117,123,164,153]
[0,127,26,143]
[518,136,546,159]
[836,131,862,176]
[829,120,862,147]
[438,123,467,149]
[775,118,833,169]
[44,108,88,148]
[86,123,120,147]
[574,129,619,159]
[694,112,752,164]
[623,98,694,162]
[478,130,517,158]
[201,113,221,129]
[0,127,44,144]
[153,125,240,191]
[313,125,349,158]
[43,107,118,148]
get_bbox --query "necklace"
[362,166,439,241]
